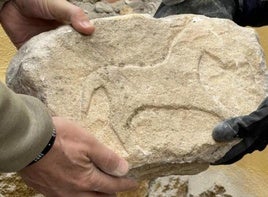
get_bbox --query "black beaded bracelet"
[28,128,56,166]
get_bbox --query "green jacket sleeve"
[0,82,54,172]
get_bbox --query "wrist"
[28,128,56,166]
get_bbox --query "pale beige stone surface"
[7,14,266,183]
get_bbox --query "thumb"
[211,137,255,165]
[47,0,95,34]
[87,136,130,177]
[15,0,95,34]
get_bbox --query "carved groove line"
[82,85,129,154]
[124,104,224,129]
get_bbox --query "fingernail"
[80,20,92,28]
[114,159,129,176]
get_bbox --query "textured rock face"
[5,14,267,195]
[70,0,161,18]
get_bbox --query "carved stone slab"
[7,14,267,180]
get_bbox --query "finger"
[87,136,129,177]
[211,137,255,165]
[22,172,117,197]
[52,117,129,177]
[47,0,95,34]
[87,165,137,194]
[212,117,240,142]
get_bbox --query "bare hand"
[0,0,95,48]
[19,117,137,196]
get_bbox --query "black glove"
[155,0,268,27]
[154,0,237,21]
[212,97,268,165]
[235,0,268,26]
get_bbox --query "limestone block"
[7,14,266,181]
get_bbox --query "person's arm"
[0,82,54,172]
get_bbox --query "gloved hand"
[212,97,268,165]
[155,0,268,27]
[154,0,237,21]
